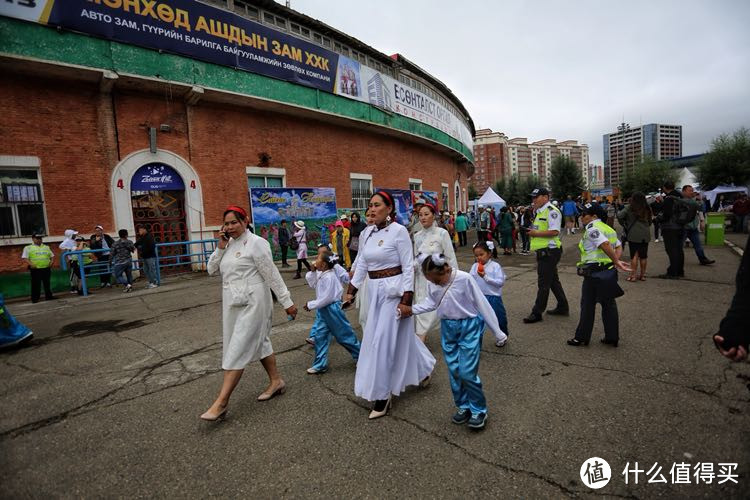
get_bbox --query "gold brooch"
[378,240,384,246]
[235,252,242,258]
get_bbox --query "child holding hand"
[398,253,507,430]
[303,252,361,374]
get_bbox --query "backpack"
[670,196,698,226]
[289,236,300,251]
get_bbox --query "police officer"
[523,188,569,323]
[567,203,630,347]
[21,234,55,303]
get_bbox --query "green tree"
[698,127,750,189]
[506,175,521,205]
[618,157,678,198]
[549,157,585,199]
[519,175,540,204]
[468,184,479,201]
[493,179,506,200]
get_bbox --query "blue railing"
[61,238,219,297]
[154,239,218,285]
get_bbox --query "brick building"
[0,0,475,279]
[471,128,589,195]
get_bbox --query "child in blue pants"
[470,241,509,343]
[304,252,360,374]
[400,253,507,430]
[307,244,350,346]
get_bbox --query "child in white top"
[470,241,509,338]
[303,252,361,374]
[399,253,507,431]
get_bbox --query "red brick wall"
[1,78,467,272]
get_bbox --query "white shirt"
[305,269,342,310]
[333,264,350,286]
[411,269,506,342]
[351,223,414,292]
[469,260,506,297]
[581,220,622,254]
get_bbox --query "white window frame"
[0,155,49,241]
[246,166,286,188]
[350,173,372,211]
[408,177,422,191]
[441,182,450,211]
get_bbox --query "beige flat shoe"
[257,382,286,401]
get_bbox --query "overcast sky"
[285,0,750,165]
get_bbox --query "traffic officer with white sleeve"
[567,203,631,347]
[523,188,569,323]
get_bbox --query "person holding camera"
[201,205,298,421]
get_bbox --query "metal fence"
[60,238,218,297]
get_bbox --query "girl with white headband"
[398,253,507,431]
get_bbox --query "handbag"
[349,235,359,251]
[289,237,299,251]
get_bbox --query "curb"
[724,239,744,257]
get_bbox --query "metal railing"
[60,238,219,297]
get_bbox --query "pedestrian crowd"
[20,224,160,303]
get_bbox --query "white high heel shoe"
[368,397,392,420]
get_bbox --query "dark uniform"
[524,189,568,323]
[568,207,624,347]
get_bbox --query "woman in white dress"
[292,220,312,279]
[201,206,298,421]
[344,192,435,419]
[413,203,458,342]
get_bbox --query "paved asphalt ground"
[1,232,748,498]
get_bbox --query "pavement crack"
[0,341,221,440]
[2,360,78,377]
[482,349,750,404]
[115,332,164,359]
[311,376,638,498]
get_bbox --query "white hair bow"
[486,241,495,250]
[416,253,429,266]
[431,253,446,266]
[329,252,340,264]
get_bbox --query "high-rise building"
[472,129,589,194]
[506,138,589,187]
[472,129,509,194]
[603,123,682,187]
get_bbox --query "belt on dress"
[223,276,265,286]
[368,266,402,279]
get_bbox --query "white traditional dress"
[207,230,293,370]
[413,224,458,336]
[351,222,435,401]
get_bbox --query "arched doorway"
[111,149,206,270]
[131,163,188,269]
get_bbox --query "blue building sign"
[131,163,184,191]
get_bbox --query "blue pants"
[311,301,361,371]
[485,294,509,336]
[685,228,707,261]
[112,262,132,285]
[142,257,159,285]
[441,317,487,414]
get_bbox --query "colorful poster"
[411,190,438,208]
[249,187,337,260]
[375,188,413,226]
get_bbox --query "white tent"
[703,184,749,207]
[677,167,699,190]
[476,187,506,208]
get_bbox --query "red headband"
[420,202,437,214]
[225,205,248,220]
[374,190,394,207]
